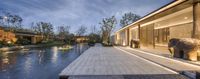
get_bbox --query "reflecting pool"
[0,43,89,79]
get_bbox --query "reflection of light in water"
[2,58,9,64]
[38,50,43,64]
[24,57,32,74]
[1,53,9,64]
[4,51,14,54]
[51,47,58,63]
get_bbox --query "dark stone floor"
[61,74,190,79]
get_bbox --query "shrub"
[16,38,31,45]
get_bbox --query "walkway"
[117,47,200,72]
[138,47,200,66]
[59,44,188,79]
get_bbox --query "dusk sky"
[0,0,173,33]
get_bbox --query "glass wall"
[169,23,193,38]
[130,27,138,40]
[140,24,154,47]
[154,28,170,45]
[154,7,193,46]
[120,30,126,45]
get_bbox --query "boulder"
[168,38,200,61]
[130,39,140,48]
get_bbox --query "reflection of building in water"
[0,52,17,70]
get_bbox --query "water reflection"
[52,47,58,64]
[0,43,89,79]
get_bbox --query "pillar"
[193,1,200,39]
[127,28,130,46]
[138,24,140,40]
[31,36,36,44]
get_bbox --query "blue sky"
[0,0,173,33]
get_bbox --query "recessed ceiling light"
[184,17,188,19]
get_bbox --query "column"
[193,2,200,39]
[31,36,36,44]
[127,28,130,46]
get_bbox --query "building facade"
[0,28,17,43]
[115,0,200,49]
[0,26,43,44]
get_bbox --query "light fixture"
[7,41,11,44]
[122,41,126,46]
[184,17,188,19]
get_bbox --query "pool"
[0,43,89,79]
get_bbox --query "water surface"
[0,43,89,79]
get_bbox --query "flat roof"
[115,0,186,34]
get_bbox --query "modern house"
[115,0,200,50]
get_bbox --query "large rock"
[168,38,200,61]
[130,39,140,48]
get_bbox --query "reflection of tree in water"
[75,43,89,55]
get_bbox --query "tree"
[100,16,117,45]
[32,22,54,41]
[76,25,87,36]
[90,25,97,34]
[57,25,71,41]
[120,12,140,27]
[10,15,23,29]
[0,12,23,31]
[88,26,101,43]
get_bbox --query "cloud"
[0,0,173,33]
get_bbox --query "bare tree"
[57,25,71,40]
[120,12,140,27]
[90,25,97,34]
[32,22,54,41]
[88,25,101,43]
[100,16,117,45]
[0,12,23,31]
[76,25,87,36]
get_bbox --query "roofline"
[115,0,187,34]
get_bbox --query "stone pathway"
[117,47,200,72]
[59,45,189,79]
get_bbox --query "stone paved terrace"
[138,46,200,66]
[117,47,200,72]
[59,44,189,79]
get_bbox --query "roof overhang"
[115,0,186,34]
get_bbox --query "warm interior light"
[184,17,188,19]
[7,41,11,44]
[123,41,126,46]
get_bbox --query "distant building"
[0,26,43,44]
[74,36,89,43]
[15,31,43,44]
[0,27,17,43]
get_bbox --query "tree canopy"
[120,12,140,27]
[100,16,117,45]
[76,25,87,36]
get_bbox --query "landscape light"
[7,41,11,44]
